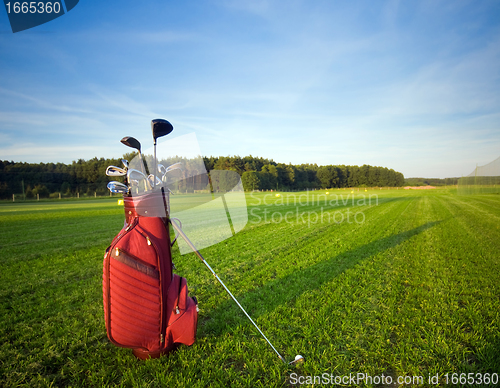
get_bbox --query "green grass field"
[1,189,499,387]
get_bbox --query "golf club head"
[148,174,162,188]
[128,168,146,180]
[121,136,141,152]
[121,159,129,169]
[162,163,183,183]
[158,164,166,175]
[165,162,183,172]
[107,181,129,194]
[128,168,151,191]
[151,119,173,143]
[106,165,127,177]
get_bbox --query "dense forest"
[0,154,406,199]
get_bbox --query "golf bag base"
[132,347,177,360]
[103,196,198,359]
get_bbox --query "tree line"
[188,156,404,191]
[0,154,135,200]
[0,154,405,199]
[404,177,459,186]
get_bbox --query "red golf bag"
[103,194,198,359]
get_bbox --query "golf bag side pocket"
[103,223,163,352]
[165,275,198,347]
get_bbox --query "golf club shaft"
[139,152,147,177]
[170,220,286,364]
[153,140,156,189]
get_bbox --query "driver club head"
[151,119,173,189]
[120,136,141,152]
[121,136,148,175]
[151,119,173,144]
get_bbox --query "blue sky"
[0,0,499,178]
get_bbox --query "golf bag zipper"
[112,248,159,279]
[175,277,184,314]
[166,276,196,329]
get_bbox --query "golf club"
[129,179,139,194]
[170,218,304,365]
[106,165,127,177]
[107,181,129,194]
[128,168,151,191]
[148,174,162,188]
[121,136,147,176]
[160,162,183,183]
[165,162,182,173]
[158,164,166,176]
[151,119,174,188]
[127,168,147,180]
[121,159,129,170]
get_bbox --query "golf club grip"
[169,220,286,363]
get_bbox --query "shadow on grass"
[199,220,442,336]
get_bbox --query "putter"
[170,218,304,365]
[121,136,147,176]
[151,119,173,188]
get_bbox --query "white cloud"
[0,87,92,114]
